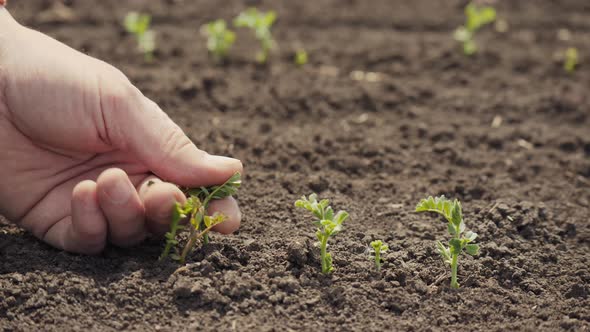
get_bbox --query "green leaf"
[124,12,140,33]
[451,200,463,227]
[325,207,334,221]
[334,211,349,225]
[262,11,276,27]
[204,213,227,228]
[124,12,151,35]
[415,195,454,222]
[436,241,451,264]
[449,238,463,255]
[465,243,480,256]
[464,231,478,242]
[371,240,383,251]
[295,50,308,66]
[465,3,496,32]
[477,7,497,27]
[321,219,339,235]
[564,47,579,73]
[371,240,388,253]
[447,222,458,236]
[187,172,241,203]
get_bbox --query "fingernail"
[104,180,132,205]
[206,154,243,171]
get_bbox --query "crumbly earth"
[1,0,589,331]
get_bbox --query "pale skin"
[0,7,243,254]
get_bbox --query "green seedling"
[370,240,388,272]
[453,3,496,55]
[295,194,349,274]
[124,11,156,61]
[294,49,308,66]
[416,196,479,289]
[234,8,276,63]
[201,19,236,62]
[160,172,241,264]
[564,47,579,73]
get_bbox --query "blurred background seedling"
[453,2,496,55]
[201,19,236,62]
[564,47,579,73]
[370,240,388,272]
[294,49,308,66]
[234,8,277,63]
[124,11,156,61]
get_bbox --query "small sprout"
[564,47,579,73]
[124,11,156,61]
[160,172,241,264]
[416,196,480,289]
[453,2,496,55]
[201,19,236,62]
[294,49,308,66]
[234,8,276,63]
[295,194,349,274]
[370,240,388,272]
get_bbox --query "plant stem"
[159,209,181,260]
[375,251,381,272]
[160,239,173,261]
[320,236,329,274]
[179,225,216,264]
[179,227,197,264]
[450,253,459,289]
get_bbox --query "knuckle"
[98,66,143,113]
[160,125,195,161]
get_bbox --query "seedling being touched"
[160,172,241,264]
[201,19,236,62]
[295,194,349,274]
[453,3,496,55]
[370,240,388,272]
[234,8,277,63]
[124,11,156,61]
[416,196,480,289]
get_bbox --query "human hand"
[0,8,243,254]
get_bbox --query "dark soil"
[2,0,590,331]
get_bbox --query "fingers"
[208,197,242,234]
[101,82,243,187]
[138,177,241,236]
[96,168,146,247]
[133,97,242,187]
[43,180,108,254]
[51,168,241,254]
[138,176,186,236]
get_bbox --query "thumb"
[103,81,242,187]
